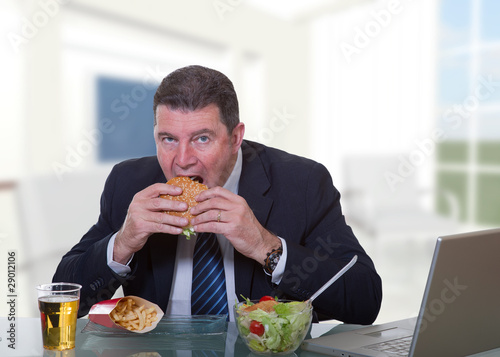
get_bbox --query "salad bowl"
[234,297,313,355]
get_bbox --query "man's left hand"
[190,187,281,265]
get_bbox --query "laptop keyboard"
[365,336,412,356]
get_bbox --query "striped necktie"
[191,233,229,316]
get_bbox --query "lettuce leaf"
[182,227,196,239]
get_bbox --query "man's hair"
[153,65,239,133]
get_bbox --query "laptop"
[301,228,500,357]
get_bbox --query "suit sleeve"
[52,166,130,317]
[277,163,382,324]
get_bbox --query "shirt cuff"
[271,237,287,284]
[107,232,133,277]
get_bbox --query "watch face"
[270,255,280,266]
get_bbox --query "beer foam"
[39,295,79,303]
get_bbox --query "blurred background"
[1,0,499,323]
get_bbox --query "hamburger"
[160,176,207,239]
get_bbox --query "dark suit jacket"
[53,140,382,323]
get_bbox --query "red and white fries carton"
[89,296,164,333]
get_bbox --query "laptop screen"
[410,228,500,356]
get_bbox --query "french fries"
[110,297,158,331]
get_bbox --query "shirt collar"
[222,148,242,195]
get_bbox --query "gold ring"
[217,210,221,222]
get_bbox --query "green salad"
[235,297,312,354]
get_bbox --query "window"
[436,0,500,226]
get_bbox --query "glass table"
[3,317,499,356]
[0,316,342,357]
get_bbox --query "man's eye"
[198,136,209,143]
[163,137,175,143]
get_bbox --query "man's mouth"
[189,176,203,184]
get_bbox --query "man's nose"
[175,142,197,169]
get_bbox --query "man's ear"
[231,123,245,153]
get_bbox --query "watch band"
[263,242,283,275]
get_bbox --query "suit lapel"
[235,141,274,297]
[239,141,273,225]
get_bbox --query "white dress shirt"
[107,148,287,321]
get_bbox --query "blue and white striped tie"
[191,233,229,316]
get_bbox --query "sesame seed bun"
[160,177,207,237]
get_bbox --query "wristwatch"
[263,242,283,275]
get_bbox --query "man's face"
[154,104,244,188]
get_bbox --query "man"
[53,65,382,324]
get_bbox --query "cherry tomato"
[249,320,265,336]
[259,295,275,302]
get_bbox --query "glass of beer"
[36,283,81,350]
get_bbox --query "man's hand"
[113,183,189,264]
[190,187,281,265]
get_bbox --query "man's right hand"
[113,183,189,264]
